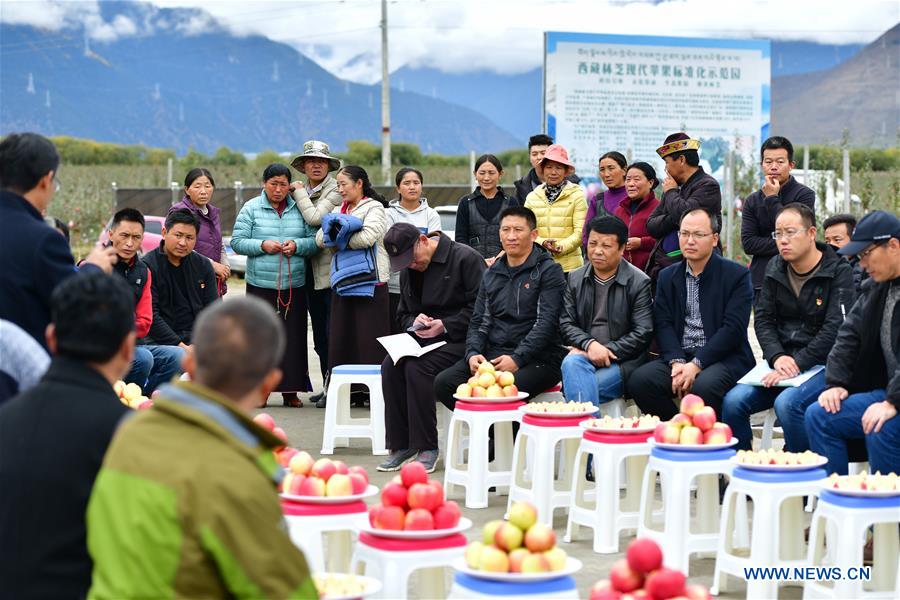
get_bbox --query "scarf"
[545,182,565,204]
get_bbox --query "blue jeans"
[806,389,900,476]
[144,345,184,394]
[722,370,826,451]
[124,346,154,390]
[561,353,622,406]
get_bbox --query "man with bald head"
[87,297,316,599]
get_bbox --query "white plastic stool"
[351,532,467,599]
[803,490,900,599]
[565,429,651,553]
[712,466,828,598]
[321,364,387,456]
[444,400,523,509]
[751,408,781,450]
[637,445,735,575]
[282,499,370,573]
[507,413,588,526]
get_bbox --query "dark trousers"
[629,357,736,420]
[433,352,563,411]
[389,292,403,334]
[305,269,331,381]
[382,342,464,451]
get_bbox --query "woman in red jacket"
[613,162,660,272]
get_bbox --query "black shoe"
[377,449,418,472]
[315,394,327,408]
[309,390,324,404]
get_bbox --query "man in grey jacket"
[560,216,653,406]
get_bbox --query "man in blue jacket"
[631,207,755,419]
[0,133,117,347]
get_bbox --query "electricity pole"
[380,0,391,185]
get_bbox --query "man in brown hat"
[645,132,722,282]
[378,223,486,473]
[290,140,342,407]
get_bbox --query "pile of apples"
[283,454,369,498]
[113,381,153,410]
[653,394,732,446]
[590,538,711,600]
[735,449,823,466]
[587,415,660,430]
[455,361,519,398]
[368,461,461,530]
[827,471,899,492]
[524,400,596,414]
[253,412,289,448]
[464,501,568,574]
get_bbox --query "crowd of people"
[0,129,897,598]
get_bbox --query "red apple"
[493,522,524,551]
[278,447,299,468]
[311,458,337,482]
[404,508,435,530]
[375,505,406,530]
[654,423,681,444]
[325,473,352,497]
[691,406,716,432]
[684,584,712,600]
[626,538,663,574]
[590,580,622,600]
[349,473,368,495]
[520,553,550,573]
[670,414,692,428]
[400,461,429,487]
[272,426,288,444]
[368,503,384,527]
[471,386,487,397]
[381,482,408,509]
[679,394,705,416]
[286,473,306,495]
[645,568,687,600]
[502,384,519,398]
[298,476,325,497]
[704,422,733,445]
[428,480,444,502]
[332,460,349,475]
[610,559,644,592]
[253,413,276,431]
[137,400,153,410]
[289,451,314,476]
[679,426,702,445]
[432,500,461,529]
[348,465,369,484]
[407,482,441,512]
[523,522,556,552]
[508,548,530,573]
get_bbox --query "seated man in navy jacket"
[630,208,755,419]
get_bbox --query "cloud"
[3,0,897,79]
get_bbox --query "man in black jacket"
[513,134,580,203]
[723,203,855,451]
[559,216,653,406]
[435,206,566,406]
[630,208,755,419]
[824,213,866,294]
[0,133,116,348]
[0,272,133,599]
[142,209,218,347]
[740,137,816,294]
[806,211,900,475]
[645,133,722,283]
[378,224,487,473]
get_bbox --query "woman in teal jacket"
[232,163,319,407]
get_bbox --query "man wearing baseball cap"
[377,223,486,473]
[805,210,900,476]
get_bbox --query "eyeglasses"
[771,229,804,240]
[858,241,888,259]
[677,231,715,240]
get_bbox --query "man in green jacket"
[87,297,316,599]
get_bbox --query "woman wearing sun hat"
[524,144,588,272]
[290,140,343,407]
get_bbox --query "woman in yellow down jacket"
[524,144,588,272]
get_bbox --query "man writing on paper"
[377,223,486,473]
[722,203,855,451]
[806,211,900,476]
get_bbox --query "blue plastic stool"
[448,573,579,598]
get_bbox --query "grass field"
[55,164,899,260]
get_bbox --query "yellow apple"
[497,371,515,387]
[477,372,495,388]
[456,383,473,397]
[477,361,496,375]
[485,384,503,398]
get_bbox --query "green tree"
[254,150,285,170]
[210,146,247,166]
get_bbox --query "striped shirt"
[682,266,706,352]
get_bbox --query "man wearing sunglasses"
[806,210,900,476]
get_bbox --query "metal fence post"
[842,149,851,213]
[170,182,179,206]
[234,181,244,211]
